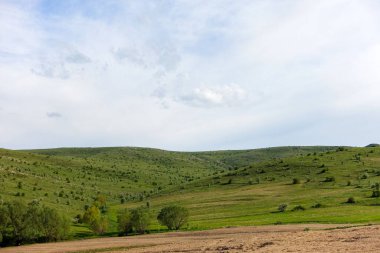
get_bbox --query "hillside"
[3,145,380,237]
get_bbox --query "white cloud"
[179,84,247,107]
[1,0,380,150]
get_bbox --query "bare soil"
[1,224,379,253]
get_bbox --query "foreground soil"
[1,224,379,253]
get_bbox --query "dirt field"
[1,224,379,253]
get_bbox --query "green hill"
[2,145,380,237]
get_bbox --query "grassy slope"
[4,145,380,237]
[123,146,380,231]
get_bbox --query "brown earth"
[1,224,379,253]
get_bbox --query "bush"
[157,205,189,230]
[311,203,323,208]
[278,204,287,212]
[346,197,356,204]
[322,177,335,182]
[371,183,380,198]
[291,205,305,211]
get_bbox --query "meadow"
[1,145,380,239]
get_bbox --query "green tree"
[83,205,108,235]
[157,205,189,230]
[24,201,43,241]
[95,195,107,213]
[0,201,70,245]
[3,201,28,244]
[117,209,132,235]
[83,205,101,225]
[130,207,150,234]
[40,206,70,241]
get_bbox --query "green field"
[1,145,380,238]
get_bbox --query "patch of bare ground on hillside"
[1,224,379,253]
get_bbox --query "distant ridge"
[366,143,380,147]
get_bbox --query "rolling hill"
[2,145,380,238]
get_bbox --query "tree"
[0,204,9,243]
[83,205,101,223]
[117,209,132,235]
[40,206,70,241]
[157,205,189,230]
[130,207,150,234]
[95,195,107,213]
[3,200,28,244]
[0,201,70,245]
[83,205,108,235]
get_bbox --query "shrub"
[157,205,189,230]
[278,204,287,212]
[371,183,380,198]
[291,205,305,211]
[346,197,356,204]
[311,203,323,208]
[292,178,300,184]
[323,177,335,182]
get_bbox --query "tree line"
[0,200,70,246]
[117,204,189,235]
[0,196,190,247]
[79,197,189,235]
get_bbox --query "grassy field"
[2,145,380,238]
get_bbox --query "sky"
[1,0,380,151]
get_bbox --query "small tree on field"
[83,205,108,235]
[117,209,133,235]
[130,207,150,234]
[157,205,189,230]
[39,207,70,241]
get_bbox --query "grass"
[2,145,380,239]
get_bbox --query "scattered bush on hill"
[322,177,335,182]
[371,183,380,198]
[346,197,355,204]
[278,204,287,212]
[311,203,323,208]
[291,205,305,211]
[292,178,300,184]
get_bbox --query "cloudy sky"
[1,0,380,151]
